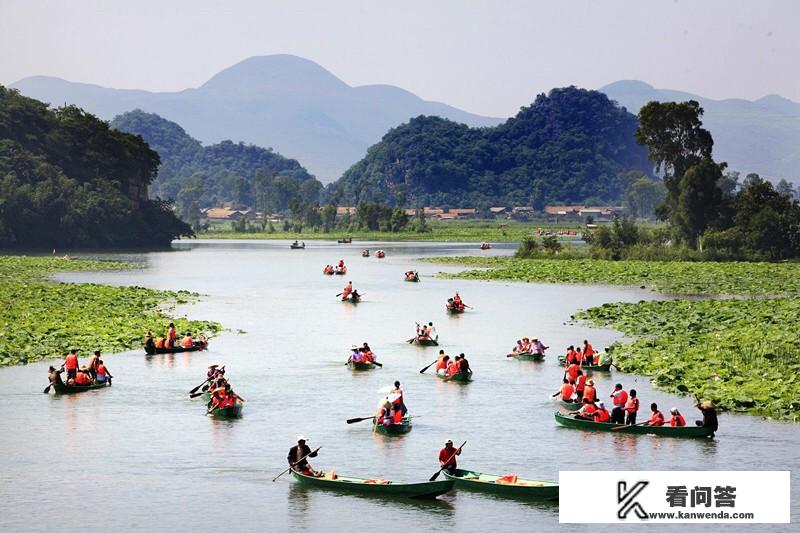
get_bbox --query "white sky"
[1,0,797,117]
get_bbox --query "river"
[0,240,796,532]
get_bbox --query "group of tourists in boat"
[375,380,408,427]
[560,340,611,367]
[145,324,208,354]
[46,349,113,392]
[323,259,347,275]
[410,322,438,344]
[361,249,370,257]
[204,364,245,417]
[348,343,378,365]
[433,350,471,379]
[404,270,420,282]
[445,293,468,313]
[290,240,306,249]
[508,337,549,358]
[339,281,361,302]
[480,241,491,250]
[375,250,386,258]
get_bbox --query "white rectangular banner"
[559,471,790,524]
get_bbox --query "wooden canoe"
[560,399,580,410]
[53,381,111,394]
[342,295,360,303]
[557,357,611,371]
[334,268,347,275]
[337,238,352,243]
[554,412,715,438]
[145,342,207,355]
[347,360,378,371]
[290,244,305,249]
[438,370,473,382]
[404,275,420,282]
[373,416,412,435]
[412,338,438,346]
[209,399,244,419]
[443,469,558,500]
[446,306,465,314]
[509,352,543,362]
[290,469,454,499]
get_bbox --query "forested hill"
[110,110,321,215]
[329,87,653,208]
[0,86,191,248]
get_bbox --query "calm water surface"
[0,241,796,532]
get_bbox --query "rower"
[645,403,665,426]
[427,322,437,340]
[453,293,463,310]
[154,336,166,349]
[180,332,194,348]
[435,353,450,375]
[610,384,628,424]
[48,366,64,387]
[390,381,407,415]
[565,345,577,365]
[573,397,597,420]
[63,349,79,381]
[95,359,111,384]
[512,339,524,353]
[144,331,155,350]
[74,366,92,386]
[457,353,470,373]
[583,340,595,365]
[669,407,686,427]
[625,389,640,425]
[438,439,461,474]
[552,378,575,403]
[341,281,353,300]
[207,364,224,380]
[446,356,460,376]
[288,436,317,475]
[594,401,611,422]
[532,338,547,356]
[351,345,363,363]
[695,400,719,432]
[87,350,100,378]
[167,323,177,348]
[566,362,580,385]
[390,403,404,424]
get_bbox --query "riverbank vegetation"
[0,257,220,367]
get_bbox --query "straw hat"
[297,435,307,442]
[587,379,594,386]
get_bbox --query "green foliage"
[578,298,800,420]
[0,257,221,367]
[110,110,320,213]
[624,176,667,219]
[515,237,540,258]
[541,235,562,255]
[0,87,192,248]
[330,87,651,207]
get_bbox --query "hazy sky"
[1,0,798,117]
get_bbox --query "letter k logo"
[618,480,649,520]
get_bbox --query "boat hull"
[413,338,438,346]
[209,400,244,419]
[558,358,611,371]
[439,370,472,382]
[554,412,714,438]
[443,469,558,500]
[373,417,412,435]
[347,361,377,371]
[510,352,543,362]
[53,381,111,394]
[145,343,207,355]
[290,470,453,499]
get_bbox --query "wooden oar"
[372,361,383,367]
[189,365,224,395]
[272,446,321,482]
[406,336,417,344]
[346,415,375,424]
[419,359,438,373]
[429,441,467,481]
[611,421,650,431]
[43,383,52,393]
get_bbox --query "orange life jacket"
[625,397,640,413]
[566,364,579,382]
[575,374,586,391]
[670,414,686,427]
[392,410,404,424]
[64,353,78,370]
[180,336,193,348]
[435,357,447,371]
[74,372,91,385]
[613,389,628,407]
[560,383,574,400]
[155,337,165,349]
[96,364,107,377]
[650,410,665,426]
[584,343,595,356]
[583,385,596,403]
[594,408,610,422]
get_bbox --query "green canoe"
[509,352,543,362]
[373,416,412,435]
[438,370,473,382]
[443,469,558,500]
[446,306,465,314]
[347,360,378,371]
[53,381,111,394]
[558,357,611,371]
[560,399,581,410]
[554,412,714,438]
[208,399,244,419]
[290,469,454,499]
[413,338,438,346]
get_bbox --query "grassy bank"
[0,257,221,367]
[427,255,800,420]
[196,220,584,243]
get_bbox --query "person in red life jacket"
[610,383,628,424]
[74,366,92,386]
[435,352,450,376]
[453,293,464,311]
[167,323,177,348]
[645,403,665,426]
[457,353,470,373]
[338,259,345,268]
[95,359,112,384]
[341,281,353,300]
[566,362,580,385]
[552,378,575,403]
[390,381,407,415]
[180,332,194,348]
[63,349,79,381]
[154,336,166,349]
[565,345,577,365]
[575,370,586,400]
[445,357,459,376]
[573,397,598,420]
[593,401,611,423]
[208,386,229,414]
[625,389,640,425]
[583,340,596,365]
[583,378,597,404]
[575,347,584,364]
[287,436,318,475]
[669,407,686,427]
[390,403,404,424]
[438,439,461,474]
[361,343,375,363]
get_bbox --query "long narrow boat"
[342,294,361,303]
[53,381,111,394]
[373,416,412,435]
[290,243,305,249]
[560,400,580,410]
[337,238,353,244]
[508,351,543,362]
[443,469,558,500]
[145,342,207,355]
[557,357,611,371]
[347,360,378,371]
[412,338,438,346]
[290,469,454,499]
[209,399,244,419]
[404,274,420,282]
[438,370,473,383]
[446,305,465,314]
[554,412,715,438]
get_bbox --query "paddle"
[272,445,323,482]
[346,415,375,424]
[189,365,224,395]
[429,441,467,481]
[611,421,650,431]
[43,383,52,394]
[190,391,207,399]
[419,359,438,373]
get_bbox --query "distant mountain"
[12,55,502,181]
[330,87,652,208]
[601,80,800,181]
[110,110,319,213]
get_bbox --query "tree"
[541,235,562,255]
[320,204,337,232]
[413,208,430,233]
[674,159,725,247]
[775,179,796,199]
[624,177,667,219]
